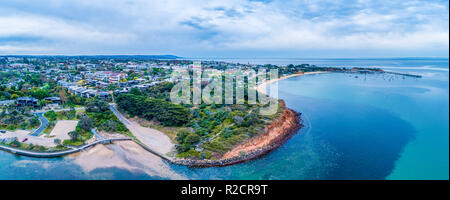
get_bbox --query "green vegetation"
[57,99,130,146]
[3,140,68,152]
[43,121,55,134]
[42,108,78,134]
[0,70,81,109]
[60,109,94,146]
[44,110,58,121]
[0,109,40,131]
[145,82,174,100]
[175,103,284,159]
[116,82,284,160]
[85,99,129,134]
[266,64,347,77]
[62,120,93,146]
[66,93,86,107]
[116,93,189,126]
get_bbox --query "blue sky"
[0,0,448,58]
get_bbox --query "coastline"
[71,104,301,168]
[3,71,323,168]
[70,71,325,168]
[170,72,327,167]
[256,71,327,95]
[171,106,301,167]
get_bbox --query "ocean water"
[0,58,448,180]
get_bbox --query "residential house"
[16,97,38,108]
[44,97,61,104]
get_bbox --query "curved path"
[0,138,131,158]
[109,105,130,125]
[30,112,49,136]
[91,128,105,140]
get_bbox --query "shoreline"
[2,71,323,168]
[171,106,301,167]
[170,72,327,167]
[256,71,328,95]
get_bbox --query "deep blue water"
[0,58,448,180]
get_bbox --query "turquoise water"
[0,58,448,180]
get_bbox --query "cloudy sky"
[0,0,448,58]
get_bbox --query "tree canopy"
[116,93,189,126]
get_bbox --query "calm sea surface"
[0,58,448,180]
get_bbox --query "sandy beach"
[70,140,185,180]
[256,71,327,95]
[127,117,175,155]
[110,106,175,156]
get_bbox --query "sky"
[0,0,448,58]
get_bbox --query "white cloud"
[0,0,448,57]
[0,15,134,44]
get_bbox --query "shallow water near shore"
[0,58,448,180]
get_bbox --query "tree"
[129,87,142,95]
[54,138,61,145]
[176,129,190,143]
[116,93,189,126]
[78,115,93,131]
[68,131,80,141]
[10,94,18,99]
[67,107,76,119]
[86,99,109,112]
[44,111,57,121]
[58,88,68,105]
[185,133,200,145]
[29,117,40,128]
[38,99,47,108]
[31,88,49,100]
[105,120,117,132]
[9,140,21,148]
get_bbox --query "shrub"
[44,111,57,121]
[185,133,200,145]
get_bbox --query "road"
[30,112,49,136]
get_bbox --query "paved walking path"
[0,138,131,158]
